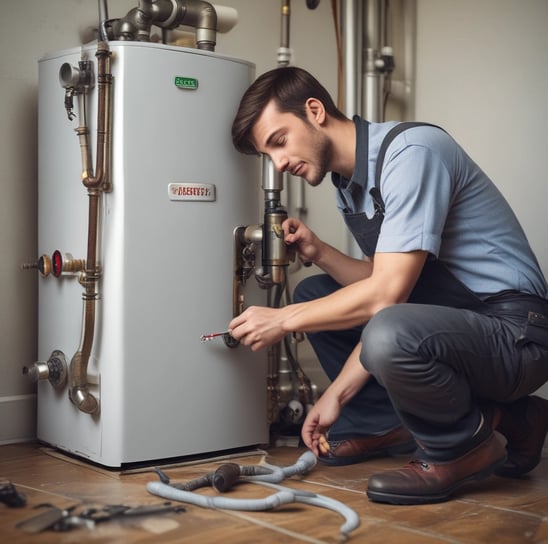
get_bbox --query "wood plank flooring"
[0,441,546,543]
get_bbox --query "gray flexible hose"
[240,449,316,483]
[147,482,295,511]
[258,481,360,537]
[146,450,360,538]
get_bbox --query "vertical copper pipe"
[69,42,112,415]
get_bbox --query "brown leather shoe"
[318,425,416,466]
[366,431,507,504]
[494,395,548,477]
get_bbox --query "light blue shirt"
[332,118,547,299]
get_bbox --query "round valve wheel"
[52,250,63,277]
[37,254,52,277]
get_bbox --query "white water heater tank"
[36,41,268,467]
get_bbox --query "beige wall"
[414,0,548,398]
[1,0,546,442]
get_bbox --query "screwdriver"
[200,331,231,343]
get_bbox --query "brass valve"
[51,250,85,277]
[20,254,52,277]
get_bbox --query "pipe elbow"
[69,385,99,414]
[114,6,152,41]
[194,1,217,51]
[69,351,99,414]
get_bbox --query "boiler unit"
[28,40,268,467]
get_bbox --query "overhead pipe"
[111,0,218,50]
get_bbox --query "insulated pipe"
[69,42,113,415]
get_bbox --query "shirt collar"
[331,116,369,192]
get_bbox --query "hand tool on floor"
[0,479,26,507]
[16,502,185,533]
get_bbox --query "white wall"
[1,0,546,441]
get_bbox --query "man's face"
[251,100,332,186]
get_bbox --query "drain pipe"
[68,41,113,415]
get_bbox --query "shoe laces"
[410,459,430,471]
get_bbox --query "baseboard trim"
[0,394,36,444]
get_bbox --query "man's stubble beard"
[305,127,333,187]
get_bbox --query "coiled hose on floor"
[146,450,360,539]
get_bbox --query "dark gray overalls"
[294,122,548,459]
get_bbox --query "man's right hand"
[283,217,323,266]
[301,389,342,456]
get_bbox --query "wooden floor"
[1,440,547,543]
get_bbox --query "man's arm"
[283,217,372,286]
[301,342,371,455]
[284,250,427,332]
[229,250,428,350]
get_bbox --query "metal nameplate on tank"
[168,183,216,202]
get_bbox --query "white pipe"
[212,4,238,33]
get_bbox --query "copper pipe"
[82,42,112,190]
[69,42,112,415]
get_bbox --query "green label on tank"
[174,76,198,90]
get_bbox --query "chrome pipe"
[97,0,109,40]
[363,0,384,121]
[341,0,362,117]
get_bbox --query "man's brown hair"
[231,66,346,155]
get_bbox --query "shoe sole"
[366,455,507,505]
[318,440,416,467]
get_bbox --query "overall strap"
[373,122,444,204]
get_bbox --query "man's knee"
[360,306,413,382]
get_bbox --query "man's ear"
[305,98,326,125]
